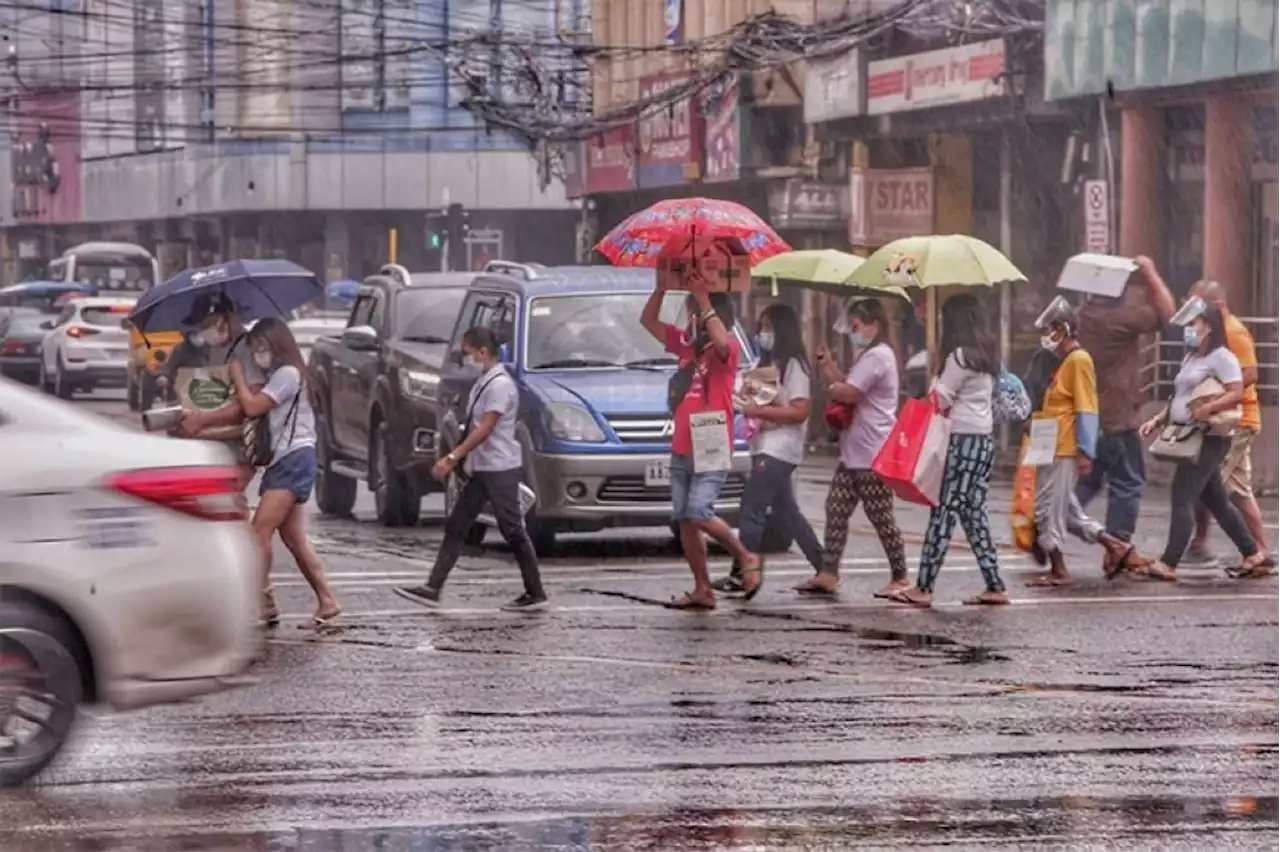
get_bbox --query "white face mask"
[463,353,481,370]
[253,351,273,370]
[188,332,207,348]
[203,322,230,347]
[1040,334,1060,352]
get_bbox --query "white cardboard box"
[1056,253,1136,298]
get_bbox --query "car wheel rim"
[0,636,75,771]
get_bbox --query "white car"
[0,378,259,785]
[38,296,135,398]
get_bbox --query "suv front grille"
[604,414,673,444]
[597,474,748,504]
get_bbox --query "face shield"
[832,297,868,334]
[1034,295,1074,331]
[1171,295,1207,327]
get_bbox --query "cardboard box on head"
[1055,253,1137,299]
[656,233,753,292]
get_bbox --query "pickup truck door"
[331,293,376,452]
[437,290,518,451]
[347,288,388,455]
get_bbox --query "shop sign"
[866,39,1006,116]
[561,142,585,199]
[803,50,863,123]
[636,72,703,188]
[848,167,934,245]
[701,75,744,183]
[767,179,849,230]
[1167,131,1279,183]
[583,126,636,194]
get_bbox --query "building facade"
[0,0,585,284]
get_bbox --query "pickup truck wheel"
[373,422,420,527]
[314,413,357,517]
[0,601,83,787]
[444,470,486,546]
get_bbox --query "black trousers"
[429,467,544,596]
[1162,434,1257,567]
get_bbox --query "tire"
[314,412,356,517]
[373,421,420,528]
[0,600,84,787]
[53,358,72,400]
[444,469,486,547]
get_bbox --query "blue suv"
[434,262,754,556]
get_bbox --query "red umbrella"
[595,197,790,267]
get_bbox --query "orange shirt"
[1225,314,1260,431]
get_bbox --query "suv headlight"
[543,403,605,442]
[399,369,439,400]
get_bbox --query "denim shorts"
[669,453,728,522]
[260,445,317,504]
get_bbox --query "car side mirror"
[39,320,54,330]
[341,324,378,351]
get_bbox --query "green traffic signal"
[429,232,442,249]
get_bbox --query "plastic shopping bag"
[871,397,952,507]
[1010,436,1038,552]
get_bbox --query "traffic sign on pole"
[1083,179,1110,254]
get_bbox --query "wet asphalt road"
[2,391,1277,850]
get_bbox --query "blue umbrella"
[129,259,323,332]
[326,279,359,302]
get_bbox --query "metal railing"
[1140,316,1279,406]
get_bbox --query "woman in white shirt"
[891,294,1007,607]
[1139,301,1267,581]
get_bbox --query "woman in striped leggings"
[892,294,1008,607]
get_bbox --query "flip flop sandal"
[1025,573,1072,587]
[962,593,1011,606]
[667,593,716,611]
[887,589,932,609]
[740,558,766,602]
[873,582,911,599]
[305,611,343,630]
[1105,545,1138,580]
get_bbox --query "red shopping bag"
[871,397,952,507]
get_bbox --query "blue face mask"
[848,330,870,348]
[1183,325,1201,349]
[756,331,775,352]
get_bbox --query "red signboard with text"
[636,72,703,188]
[11,91,82,225]
[583,126,636,194]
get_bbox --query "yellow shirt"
[1039,348,1098,458]
[1225,314,1260,432]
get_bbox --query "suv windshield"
[527,292,750,371]
[396,288,465,342]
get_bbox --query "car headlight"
[399,369,439,400]
[543,403,605,442]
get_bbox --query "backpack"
[244,379,300,468]
[992,369,1032,424]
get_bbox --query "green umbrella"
[752,249,909,300]
[843,234,1026,289]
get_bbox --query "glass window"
[395,288,465,341]
[525,292,689,370]
[80,305,132,327]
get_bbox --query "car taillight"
[103,466,247,521]
[67,326,100,339]
[1,340,23,353]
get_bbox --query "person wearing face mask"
[228,318,341,629]
[712,303,824,593]
[176,293,266,439]
[1027,298,1139,587]
[155,328,211,402]
[801,298,908,598]
[1138,300,1268,581]
[395,327,547,612]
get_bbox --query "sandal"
[1025,573,1072,587]
[305,609,343,630]
[260,590,281,629]
[794,574,839,596]
[962,591,1011,606]
[739,555,765,602]
[667,592,716,611]
[1230,553,1276,579]
[887,587,933,609]
[1104,544,1150,580]
[711,575,745,593]
[873,579,911,599]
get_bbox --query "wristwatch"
[445,451,458,464]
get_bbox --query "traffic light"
[445,203,468,270]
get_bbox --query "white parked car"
[0,378,259,785]
[37,296,135,398]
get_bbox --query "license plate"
[644,459,670,487]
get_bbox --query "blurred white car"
[37,296,135,398]
[0,378,259,785]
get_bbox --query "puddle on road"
[13,794,1276,850]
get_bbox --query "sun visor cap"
[1171,295,1207,327]
[1034,295,1075,330]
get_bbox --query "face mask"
[463,354,481,370]
[1183,325,1201,348]
[848,331,870,349]
[188,332,207,348]
[756,331,775,352]
[253,351,272,370]
[1040,334,1060,352]
[203,322,230,347]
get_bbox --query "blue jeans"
[738,454,823,569]
[1075,429,1145,542]
[669,453,728,522]
[259,446,317,504]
